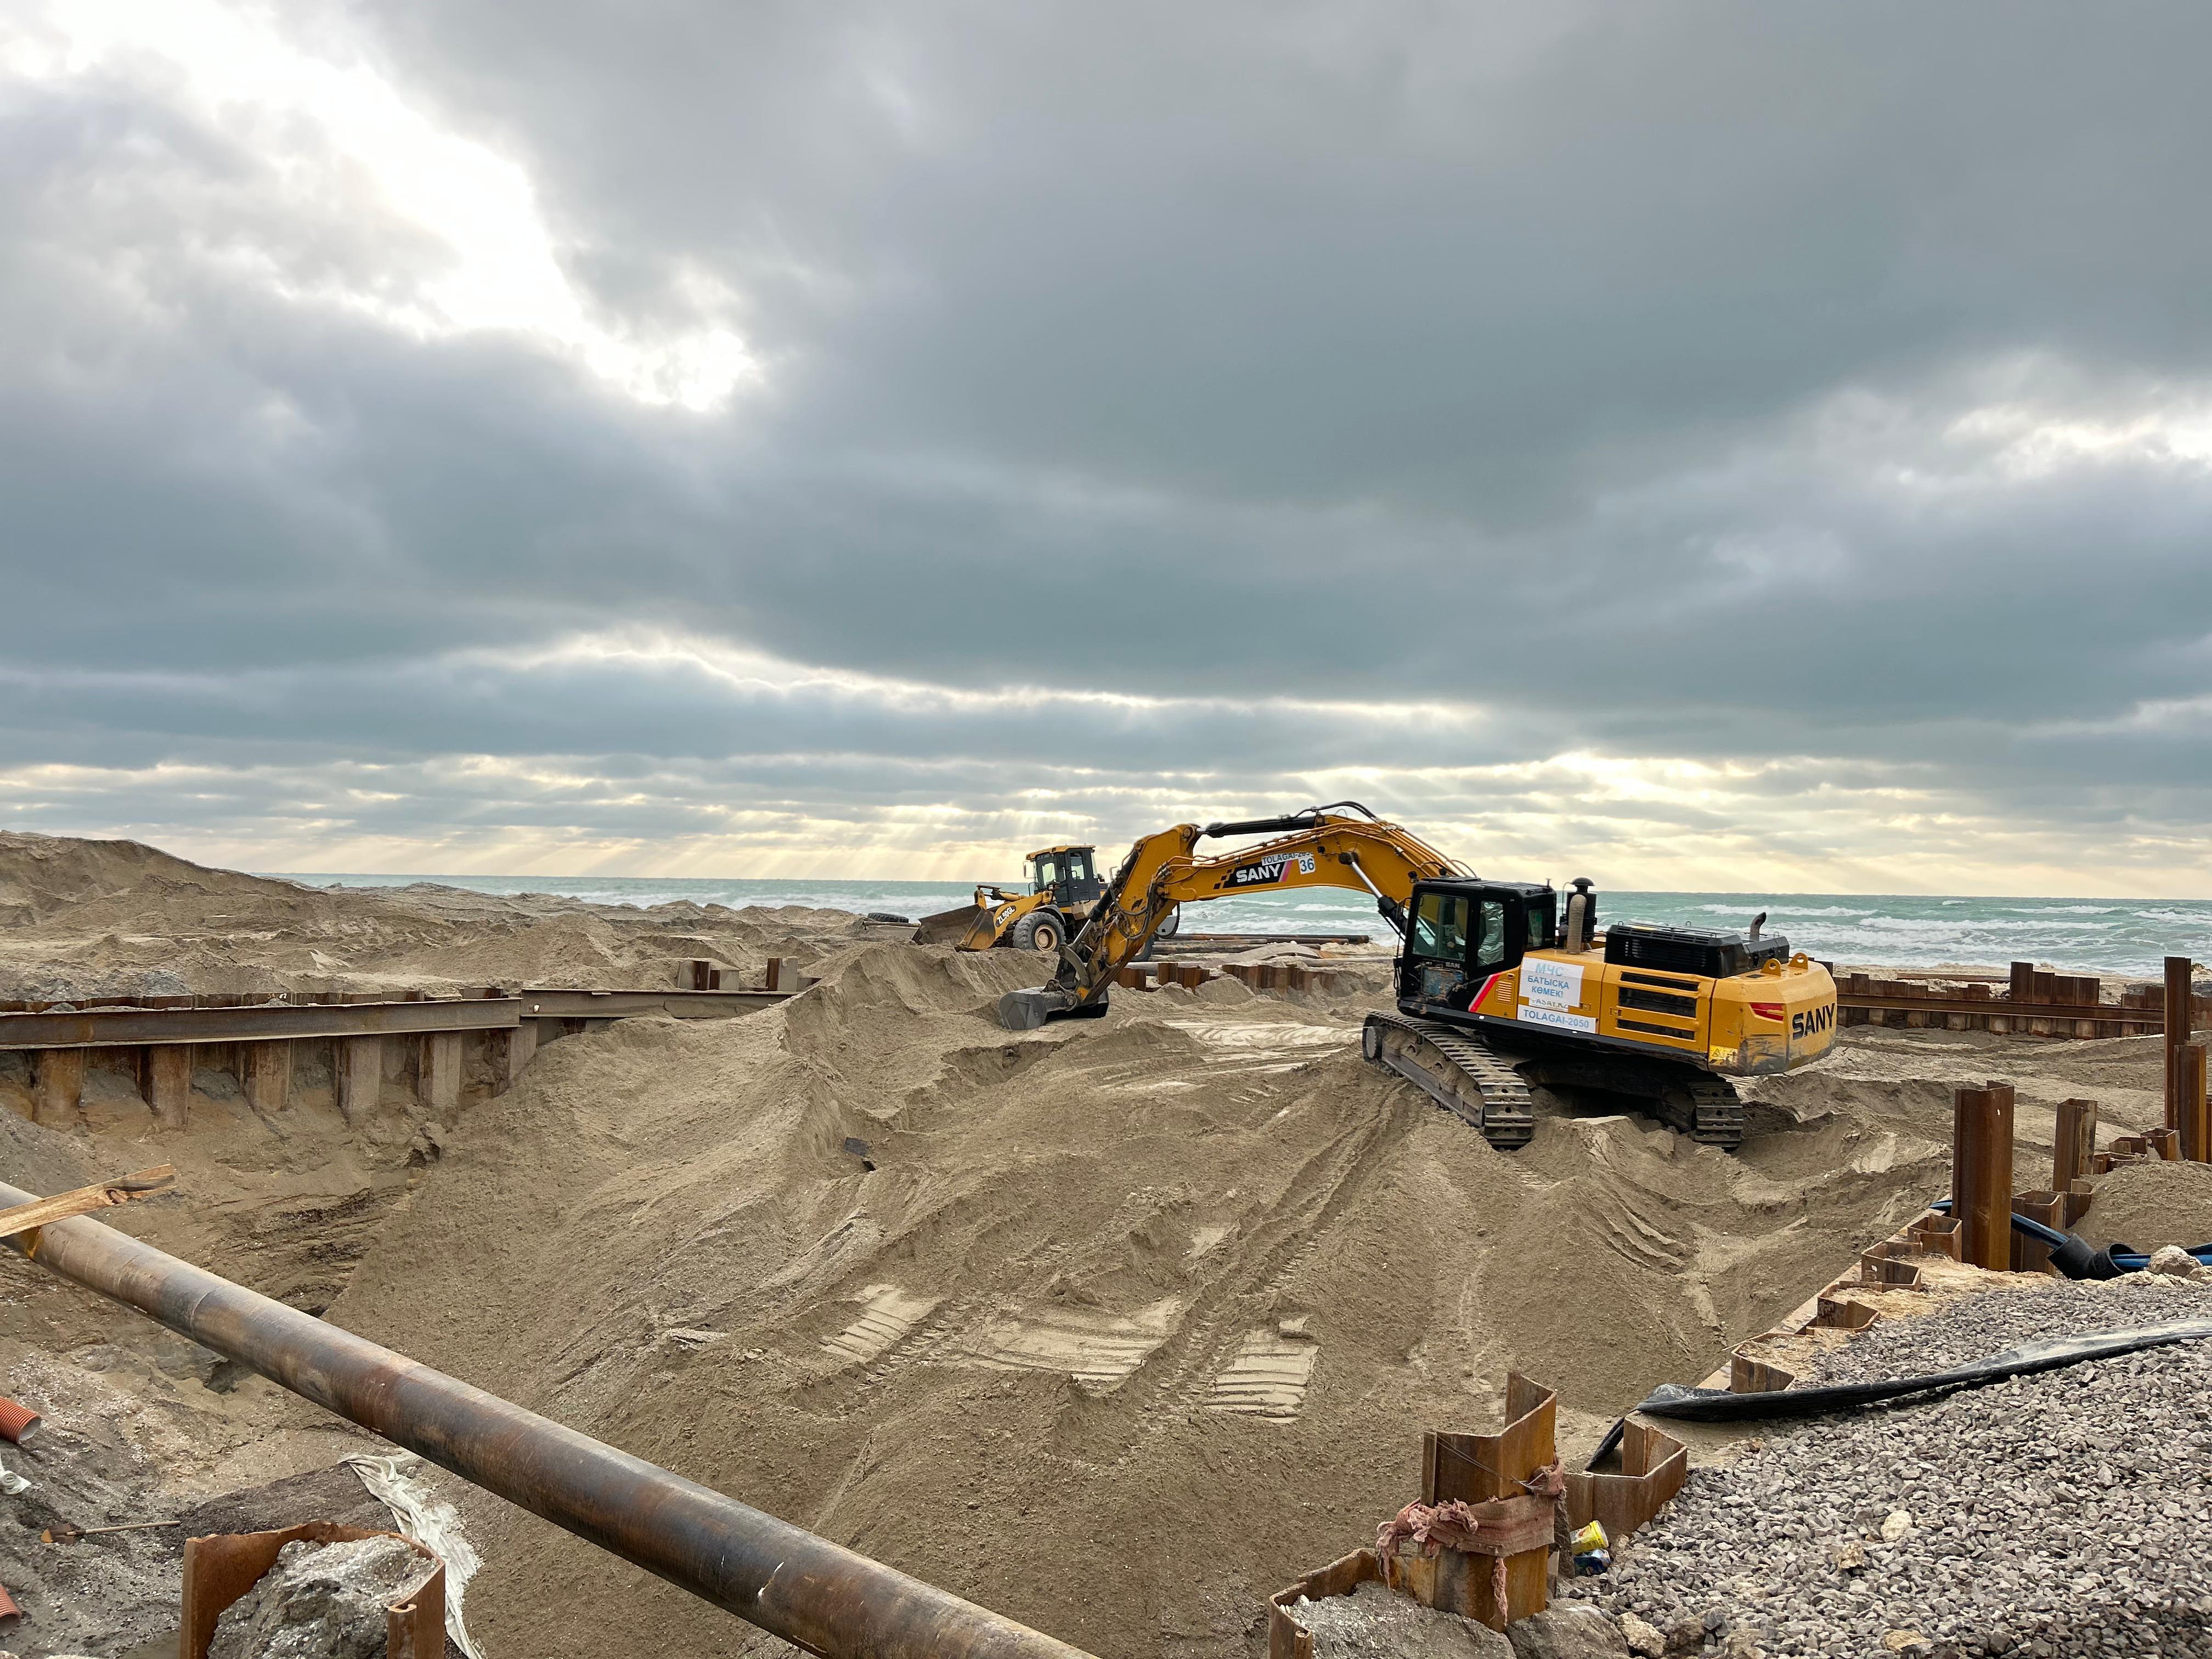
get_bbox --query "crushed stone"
[1560,1280,2212,1657]
[207,1534,431,1659]
[1809,1276,2212,1382]
[1290,1580,1512,1659]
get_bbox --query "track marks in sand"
[1205,1327,1319,1422]
[822,1284,940,1367]
[1159,1018,1355,1077]
[957,1297,1183,1391]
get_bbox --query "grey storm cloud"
[4,0,2212,887]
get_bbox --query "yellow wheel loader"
[915,844,1182,955]
[995,803,1838,1152]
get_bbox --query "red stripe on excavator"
[1466,973,1504,1013]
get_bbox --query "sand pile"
[2075,1158,2212,1252]
[311,942,1968,1659]
[0,832,864,1001]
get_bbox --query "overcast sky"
[4,3,2212,893]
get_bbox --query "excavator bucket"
[915,904,1001,950]
[997,986,1110,1031]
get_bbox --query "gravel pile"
[1812,1276,2212,1383]
[1561,1275,2212,1658]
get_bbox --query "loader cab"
[1024,845,1104,911]
[1397,880,1558,1013]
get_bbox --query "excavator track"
[1662,1077,1746,1151]
[1360,1012,1535,1152]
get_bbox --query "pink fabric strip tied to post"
[1378,1458,1567,1627]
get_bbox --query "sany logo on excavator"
[1790,1004,1837,1040]
[1224,851,1319,888]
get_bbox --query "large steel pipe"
[1,1182,1094,1659]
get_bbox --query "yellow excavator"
[995,803,1838,1151]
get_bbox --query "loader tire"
[1011,911,1066,954]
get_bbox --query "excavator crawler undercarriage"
[1360,1012,1536,1152]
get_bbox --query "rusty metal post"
[2053,1098,2098,1192]
[241,1042,291,1114]
[32,1049,84,1128]
[0,1183,1095,1659]
[146,1044,193,1129]
[2166,957,2194,1133]
[2185,1043,2209,1163]
[336,1035,383,1121]
[1951,1082,2016,1270]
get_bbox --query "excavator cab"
[1398,881,1558,1013]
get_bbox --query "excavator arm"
[997,803,1465,1030]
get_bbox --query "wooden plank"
[0,1165,174,1242]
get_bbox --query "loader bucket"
[997,985,1110,1031]
[915,904,999,950]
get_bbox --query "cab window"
[1035,856,1062,888]
[1474,900,1507,969]
[1067,851,1092,883]
[1410,893,1469,961]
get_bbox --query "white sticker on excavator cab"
[1518,1003,1598,1034]
[1518,958,1584,1011]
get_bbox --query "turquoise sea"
[269,873,2212,979]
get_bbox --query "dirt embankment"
[0,830,866,1002]
[0,833,2189,1659]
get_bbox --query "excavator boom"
[997,803,1455,1029]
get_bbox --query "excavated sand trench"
[0,836,2172,1659]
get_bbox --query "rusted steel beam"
[0,1183,1093,1659]
[1564,1420,1688,1544]
[1951,1082,2017,1270]
[2185,1043,2210,1164]
[1836,990,2159,1026]
[0,998,526,1051]
[516,988,791,1020]
[2167,957,2195,1131]
[2011,1190,2064,1274]
[2053,1098,2099,1191]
